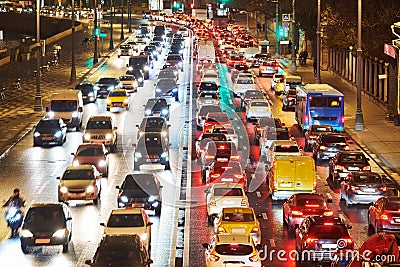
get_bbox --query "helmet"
[13,188,20,194]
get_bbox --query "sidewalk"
[0,18,128,158]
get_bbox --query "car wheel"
[103,167,108,177]
[254,137,259,146]
[62,243,69,253]
[207,215,214,226]
[155,204,162,216]
[93,197,98,205]
[312,153,317,161]
[21,243,29,254]
[328,169,333,180]
[106,108,110,111]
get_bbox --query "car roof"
[216,234,252,244]
[222,207,254,214]
[88,115,112,121]
[308,215,344,225]
[110,207,144,215]
[30,203,64,209]
[65,165,94,171]
[211,182,244,189]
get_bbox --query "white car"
[205,183,248,225]
[135,34,149,45]
[245,99,272,122]
[265,140,303,164]
[101,208,152,250]
[119,75,138,93]
[203,234,262,267]
[270,73,286,90]
[232,76,257,97]
[201,70,220,86]
[118,44,134,57]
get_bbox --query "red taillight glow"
[379,186,387,192]
[324,222,334,226]
[249,254,260,262]
[341,117,345,123]
[351,186,360,191]
[305,116,309,123]
[291,210,303,216]
[234,174,244,179]
[363,166,371,171]
[210,199,216,206]
[218,145,226,149]
[335,165,345,171]
[305,204,320,208]
[319,145,327,150]
[380,214,389,220]
[323,211,334,216]
[210,173,221,178]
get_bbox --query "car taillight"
[217,226,226,233]
[234,174,244,179]
[291,210,303,216]
[210,199,216,206]
[314,181,317,190]
[309,135,317,139]
[379,186,387,192]
[209,254,220,262]
[231,155,240,160]
[351,186,360,191]
[251,227,259,233]
[241,198,248,206]
[204,122,211,126]
[210,173,221,178]
[335,165,345,171]
[249,254,260,262]
[344,146,350,150]
[319,145,327,150]
[305,237,318,246]
[341,117,345,123]
[363,166,371,171]
[205,155,214,159]
[305,116,309,123]
[323,210,334,216]
[380,214,389,220]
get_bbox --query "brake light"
[305,237,318,245]
[217,226,226,233]
[323,211,334,216]
[209,254,220,262]
[305,116,309,123]
[351,186,360,191]
[335,165,345,171]
[341,117,345,123]
[251,227,259,233]
[210,199,216,206]
[344,146,350,150]
[291,210,303,216]
[324,222,334,226]
[379,186,387,192]
[204,122,211,126]
[309,135,317,139]
[234,174,244,179]
[210,173,221,178]
[380,214,389,220]
[249,254,260,262]
[241,198,248,206]
[363,166,371,171]
[231,155,240,160]
[305,204,319,208]
[218,145,226,149]
[319,145,327,150]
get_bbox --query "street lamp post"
[275,1,279,56]
[354,0,364,130]
[316,0,321,83]
[34,0,42,111]
[70,0,76,82]
[128,0,132,33]
[120,0,124,40]
[291,0,296,70]
[93,0,99,64]
[109,0,114,50]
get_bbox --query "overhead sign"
[282,14,291,22]
[280,40,289,45]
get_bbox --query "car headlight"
[140,233,148,241]
[34,132,41,137]
[172,88,178,92]
[86,185,95,193]
[155,88,162,93]
[118,49,121,54]
[162,34,166,39]
[108,85,114,91]
[120,195,129,203]
[152,201,159,207]
[128,66,133,71]
[144,66,150,71]
[88,92,94,96]
[84,133,91,140]
[135,152,142,158]
[138,78,143,82]
[145,109,152,115]
[52,229,67,238]
[161,152,168,158]
[148,195,156,202]
[21,229,33,238]
[47,111,55,118]
[161,109,169,115]
[123,99,129,104]
[60,186,68,194]
[105,133,113,140]
[54,131,62,138]
[73,160,79,166]
[106,99,112,105]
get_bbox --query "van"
[46,90,83,130]
[267,156,316,200]
[198,45,215,64]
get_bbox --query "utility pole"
[316,0,321,83]
[291,0,296,70]
[354,0,364,130]
[93,0,99,64]
[34,0,42,111]
[120,0,124,40]
[128,0,132,33]
[70,0,76,82]
[275,0,279,56]
[109,0,114,50]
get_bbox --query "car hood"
[60,180,94,188]
[84,129,113,134]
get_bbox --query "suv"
[20,203,72,254]
[75,83,96,104]
[127,55,152,80]
[85,235,152,267]
[136,116,170,140]
[83,116,118,152]
[33,118,67,147]
[312,133,349,161]
[163,54,183,71]
[95,77,120,99]
[155,78,179,101]
[118,44,134,57]
[144,98,170,120]
[116,173,163,216]
[57,165,102,204]
[304,124,334,151]
[134,132,170,170]
[329,151,371,183]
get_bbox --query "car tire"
[106,108,110,111]
[155,204,162,216]
[62,243,69,253]
[201,168,207,184]
[21,243,29,254]
[93,197,98,205]
[110,143,117,153]
[103,167,108,177]
[207,215,214,226]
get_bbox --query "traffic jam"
[1,11,399,267]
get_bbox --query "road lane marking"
[262,213,268,220]
[256,191,261,198]
[76,243,89,267]
[269,239,276,248]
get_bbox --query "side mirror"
[56,176,61,180]
[147,259,153,265]
[71,152,75,156]
[113,127,118,130]
[132,144,137,148]
[202,243,209,249]
[126,64,129,67]
[100,222,105,226]
[147,222,153,226]
[85,260,93,266]
[115,185,121,189]
[204,189,210,194]
[78,107,83,112]
[136,124,139,128]
[327,198,333,203]
[347,225,352,229]
[45,106,49,112]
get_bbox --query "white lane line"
[262,213,268,220]
[256,191,261,198]
[76,244,89,267]
[269,239,276,248]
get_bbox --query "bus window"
[310,97,341,107]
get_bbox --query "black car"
[144,98,170,120]
[116,173,163,215]
[143,45,158,60]
[304,124,334,151]
[197,81,219,96]
[85,235,152,267]
[329,151,371,183]
[20,203,72,254]
[154,25,166,38]
[155,78,179,101]
[282,88,297,111]
[149,41,162,54]
[136,116,170,140]
[312,133,349,161]
[95,77,121,98]
[241,89,265,110]
[195,133,227,158]
[157,67,179,82]
[126,68,144,87]
[169,44,184,57]
[33,118,67,146]
[250,53,270,67]
[127,55,151,79]
[163,54,183,71]
[253,117,283,144]
[134,132,170,170]
[153,35,165,46]
[75,83,96,104]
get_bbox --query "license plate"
[217,158,229,162]
[232,228,246,234]
[35,238,51,244]
[146,159,158,163]
[280,183,292,188]
[113,103,122,107]
[322,244,337,249]
[363,188,375,193]
[223,201,234,205]
[394,218,400,223]
[348,167,359,171]
[221,178,234,182]
[42,137,52,141]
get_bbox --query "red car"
[72,143,109,177]
[205,161,247,190]
[282,193,333,232]
[203,112,232,133]
[227,55,245,68]
[201,141,240,168]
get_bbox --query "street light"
[109,0,114,50]
[128,0,132,33]
[120,0,124,40]
[316,0,321,83]
[34,0,42,111]
[354,0,364,130]
[70,0,76,82]
[291,0,296,70]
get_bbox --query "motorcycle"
[4,202,24,237]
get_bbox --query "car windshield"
[120,76,135,81]
[211,127,234,135]
[122,175,157,191]
[245,91,263,98]
[51,100,77,112]
[143,118,165,129]
[275,145,299,153]
[207,116,229,122]
[215,244,252,255]
[109,91,126,97]
[339,154,367,163]
[63,169,94,180]
[75,84,93,93]
[251,102,269,107]
[167,55,181,61]
[95,248,145,264]
[200,134,227,142]
[199,83,218,90]
[310,96,342,108]
[222,212,255,222]
[321,135,346,144]
[157,79,176,87]
[25,207,65,226]
[37,120,60,129]
[97,78,117,84]
[107,214,145,227]
[199,106,222,116]
[384,201,400,211]
[296,197,326,208]
[268,130,290,140]
[287,89,297,96]
[309,225,348,239]
[86,120,112,129]
[213,188,243,196]
[144,135,163,146]
[353,174,382,184]
[203,73,218,79]
[76,147,102,157]
[199,92,218,99]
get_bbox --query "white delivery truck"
[46,90,83,130]
[198,45,215,64]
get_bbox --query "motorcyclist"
[3,188,25,208]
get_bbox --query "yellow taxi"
[274,78,286,96]
[213,207,261,245]
[106,89,130,111]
